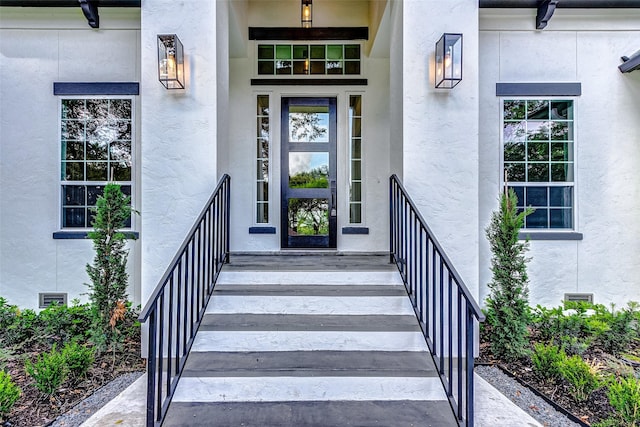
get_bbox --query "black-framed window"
[257,43,361,76]
[502,99,575,229]
[60,98,133,228]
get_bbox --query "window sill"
[519,231,583,241]
[249,226,276,234]
[342,227,369,235]
[53,231,139,240]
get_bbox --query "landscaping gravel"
[475,365,582,427]
[48,371,144,427]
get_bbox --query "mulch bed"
[478,338,640,426]
[2,337,144,427]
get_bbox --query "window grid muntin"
[349,95,363,224]
[256,94,270,223]
[257,43,361,76]
[60,97,133,229]
[503,99,575,230]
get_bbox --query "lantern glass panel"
[158,34,185,89]
[435,33,462,89]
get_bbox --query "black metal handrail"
[138,174,230,427]
[389,174,485,427]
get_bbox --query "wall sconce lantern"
[158,34,185,89]
[301,0,312,28]
[435,33,463,89]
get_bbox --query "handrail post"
[224,178,231,263]
[388,174,484,427]
[466,306,475,427]
[389,176,395,264]
[145,310,157,427]
[139,174,231,427]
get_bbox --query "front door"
[281,97,337,248]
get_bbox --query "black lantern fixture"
[157,34,185,89]
[435,33,463,89]
[301,0,312,28]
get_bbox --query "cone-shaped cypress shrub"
[86,183,135,350]
[485,188,533,361]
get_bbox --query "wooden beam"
[251,78,367,86]
[619,51,640,73]
[536,0,559,29]
[79,0,99,28]
[249,27,368,41]
[0,0,139,6]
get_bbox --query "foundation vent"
[39,293,67,308]
[564,293,594,303]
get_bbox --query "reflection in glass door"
[281,98,337,248]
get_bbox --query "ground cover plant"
[0,184,143,426]
[0,298,142,426]
[480,300,640,426]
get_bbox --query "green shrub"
[595,306,635,356]
[484,189,533,361]
[557,354,600,402]
[0,370,20,420]
[531,304,589,347]
[593,418,623,427]
[607,375,640,426]
[532,343,565,381]
[61,342,94,381]
[39,301,92,345]
[0,304,41,349]
[560,335,590,356]
[25,345,67,396]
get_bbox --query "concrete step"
[163,258,457,427]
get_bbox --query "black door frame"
[280,97,337,249]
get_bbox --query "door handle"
[330,181,337,217]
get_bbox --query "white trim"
[253,91,273,226]
[346,92,366,226]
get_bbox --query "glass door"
[281,97,337,248]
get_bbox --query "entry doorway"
[280,97,337,248]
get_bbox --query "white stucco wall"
[140,1,220,304]
[400,0,480,296]
[479,9,640,307]
[388,0,403,177]
[0,8,141,310]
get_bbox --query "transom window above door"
[257,43,361,76]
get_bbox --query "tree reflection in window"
[288,198,329,236]
[503,99,574,229]
[60,98,132,228]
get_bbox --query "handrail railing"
[389,174,485,427]
[139,174,230,427]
